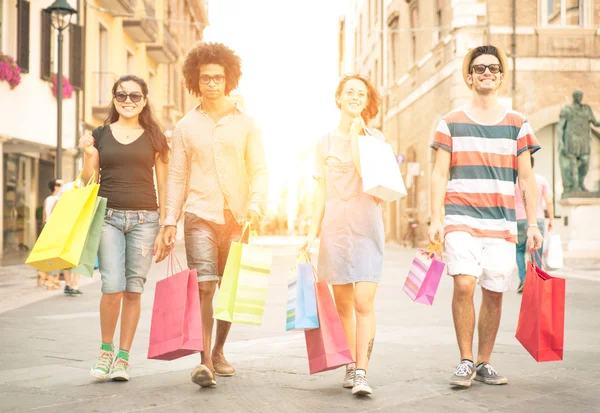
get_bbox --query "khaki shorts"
[184,211,243,283]
[444,231,516,293]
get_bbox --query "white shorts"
[444,231,516,293]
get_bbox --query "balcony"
[97,0,136,14]
[123,0,158,42]
[147,24,179,63]
[92,72,119,120]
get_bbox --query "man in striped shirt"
[428,45,543,389]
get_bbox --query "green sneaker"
[90,350,114,380]
[110,357,130,381]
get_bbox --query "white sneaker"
[343,365,356,388]
[352,371,372,396]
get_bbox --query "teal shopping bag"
[68,197,107,277]
[286,262,319,331]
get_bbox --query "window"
[434,0,442,45]
[98,24,110,105]
[410,6,418,64]
[543,0,583,26]
[17,0,30,73]
[40,9,52,80]
[69,24,83,89]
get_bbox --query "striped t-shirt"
[431,108,541,243]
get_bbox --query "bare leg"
[452,275,477,361]
[354,282,378,371]
[332,284,356,361]
[212,320,232,357]
[100,292,122,345]
[118,292,142,351]
[72,272,81,288]
[198,281,218,371]
[63,270,73,288]
[477,287,503,364]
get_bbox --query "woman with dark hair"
[300,74,384,396]
[79,74,170,382]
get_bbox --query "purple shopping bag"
[403,243,445,306]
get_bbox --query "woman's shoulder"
[367,128,385,140]
[92,125,109,140]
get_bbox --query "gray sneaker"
[352,372,372,396]
[475,363,508,385]
[449,361,476,387]
[343,365,355,388]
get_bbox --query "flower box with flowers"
[0,53,22,90]
[51,74,74,99]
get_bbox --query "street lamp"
[45,0,77,179]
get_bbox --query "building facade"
[0,0,81,263]
[343,0,600,246]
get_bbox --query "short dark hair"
[531,156,535,168]
[182,42,242,97]
[469,45,504,73]
[48,179,61,192]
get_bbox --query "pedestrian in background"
[514,156,554,293]
[300,73,384,396]
[57,180,83,296]
[79,75,170,382]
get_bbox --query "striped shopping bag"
[232,242,273,325]
[402,243,445,306]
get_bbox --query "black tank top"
[93,125,158,210]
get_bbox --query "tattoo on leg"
[521,190,527,208]
[367,338,374,360]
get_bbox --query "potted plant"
[51,74,74,99]
[0,53,22,90]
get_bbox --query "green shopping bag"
[214,226,272,325]
[26,173,98,272]
[68,196,107,277]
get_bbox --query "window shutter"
[17,0,30,73]
[40,9,52,80]
[69,23,83,89]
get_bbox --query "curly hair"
[182,42,242,97]
[335,74,381,123]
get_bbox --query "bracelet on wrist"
[528,224,539,228]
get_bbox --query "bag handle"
[529,249,547,273]
[166,249,183,278]
[422,241,442,260]
[73,171,96,189]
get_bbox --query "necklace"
[111,125,143,139]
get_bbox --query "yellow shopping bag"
[26,174,99,272]
[214,226,273,325]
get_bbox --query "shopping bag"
[148,252,203,360]
[286,254,319,331]
[403,242,446,305]
[232,241,273,325]
[26,173,99,272]
[542,232,563,271]
[214,226,272,325]
[515,253,565,362]
[304,280,354,374]
[358,133,407,202]
[68,196,107,277]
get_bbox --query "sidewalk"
[1,241,599,413]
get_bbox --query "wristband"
[528,224,538,228]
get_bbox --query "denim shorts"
[184,210,243,283]
[98,208,160,294]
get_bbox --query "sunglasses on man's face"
[114,91,144,103]
[470,64,502,75]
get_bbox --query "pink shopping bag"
[148,252,203,360]
[403,243,445,306]
[304,280,354,374]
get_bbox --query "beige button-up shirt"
[164,104,268,226]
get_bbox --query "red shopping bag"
[515,253,565,362]
[148,252,203,360]
[304,280,354,374]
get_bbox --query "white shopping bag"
[358,134,407,202]
[542,232,564,271]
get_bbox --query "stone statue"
[558,90,600,198]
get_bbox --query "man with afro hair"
[163,42,268,388]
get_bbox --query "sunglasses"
[470,64,502,75]
[344,72,370,81]
[200,74,226,85]
[114,91,144,103]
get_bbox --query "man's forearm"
[519,175,538,225]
